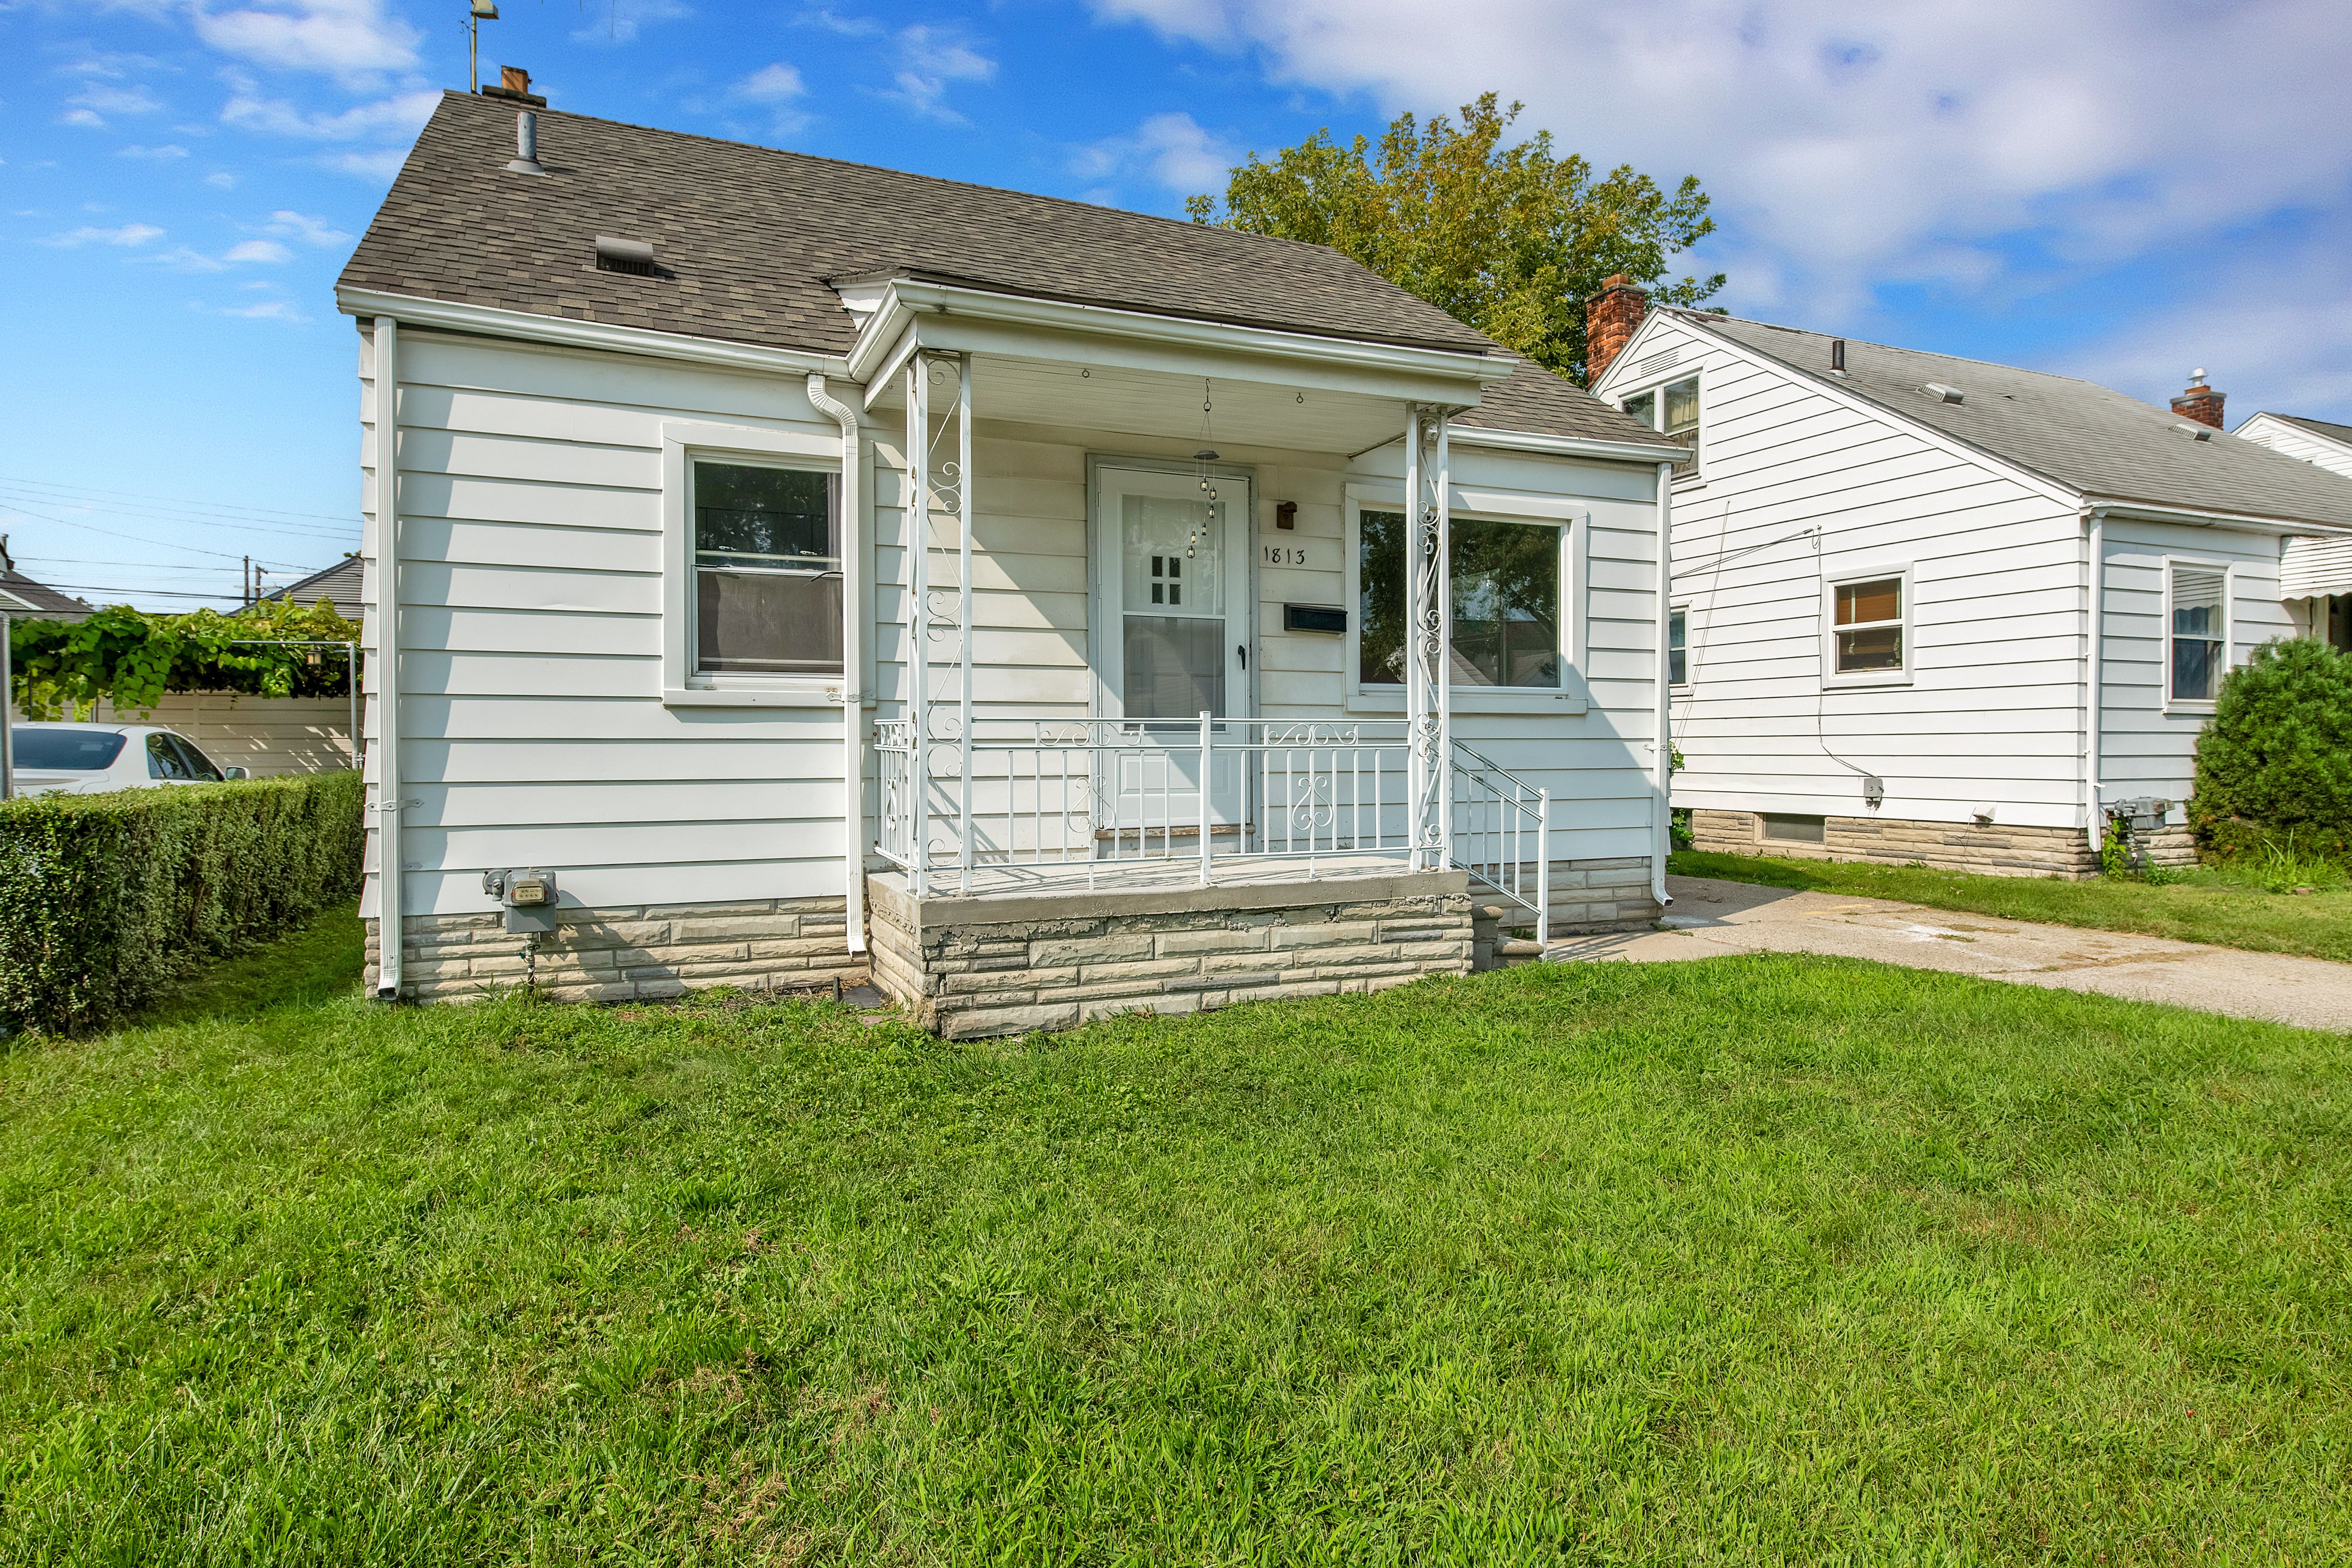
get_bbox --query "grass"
[3,912,2350,1564]
[1673,847,2352,964]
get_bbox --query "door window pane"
[1359,510,1561,688]
[1123,615,1225,719]
[692,461,841,675]
[2170,566,2226,700]
[1122,494,1221,617]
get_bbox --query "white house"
[337,93,1686,1034]
[1584,281,2352,876]
[2231,411,2352,648]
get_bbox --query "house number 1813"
[1263,545,1312,566]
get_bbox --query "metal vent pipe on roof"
[506,110,547,176]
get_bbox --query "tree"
[9,597,362,722]
[1187,94,1723,383]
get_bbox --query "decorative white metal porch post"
[904,349,973,896]
[1404,403,1453,872]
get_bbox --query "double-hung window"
[2168,562,2227,702]
[1622,375,1700,473]
[690,459,843,678]
[1832,575,1905,675]
[1669,605,1689,687]
[1358,509,1563,690]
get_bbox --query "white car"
[8,722,249,798]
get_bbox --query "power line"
[0,499,313,570]
[0,474,362,527]
[0,489,357,547]
[39,583,253,602]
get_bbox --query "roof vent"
[1922,382,1965,405]
[595,234,658,276]
[505,109,547,177]
[2171,421,2214,442]
[1830,338,1846,373]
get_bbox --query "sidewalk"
[1552,875,2352,1032]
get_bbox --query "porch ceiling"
[880,352,1413,455]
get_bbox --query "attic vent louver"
[1637,348,1680,376]
[1922,382,1965,404]
[595,235,658,276]
[2171,421,2214,442]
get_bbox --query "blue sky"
[3,0,2349,610]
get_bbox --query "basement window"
[1761,812,1826,844]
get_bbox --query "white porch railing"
[873,714,1550,933]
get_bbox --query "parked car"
[8,723,248,798]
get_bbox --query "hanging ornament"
[1191,377,1219,561]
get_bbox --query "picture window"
[1359,509,1562,689]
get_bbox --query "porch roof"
[343,92,1495,363]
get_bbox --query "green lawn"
[1673,847,2352,964]
[4,912,2349,1564]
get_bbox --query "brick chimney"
[484,65,547,107]
[2171,368,2225,429]
[1584,273,1649,384]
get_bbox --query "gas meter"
[483,867,559,933]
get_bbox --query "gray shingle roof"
[2262,412,2352,448]
[0,567,93,623]
[272,556,362,621]
[1455,359,1676,447]
[341,92,1495,358]
[1675,310,2352,531]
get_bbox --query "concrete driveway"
[1551,875,2352,1032]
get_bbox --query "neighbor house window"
[691,460,842,677]
[1622,375,1700,473]
[1832,576,1905,674]
[2169,563,2227,701]
[1359,510,1562,689]
[1669,605,1688,686]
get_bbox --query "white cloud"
[60,109,107,128]
[1084,0,2352,328]
[220,76,437,141]
[218,298,309,321]
[319,147,408,179]
[884,25,994,123]
[795,8,885,38]
[262,209,351,245]
[41,222,166,247]
[735,62,806,103]
[1071,111,1234,194]
[205,171,239,188]
[223,238,292,262]
[68,84,164,119]
[193,0,420,80]
[119,144,191,159]
[572,0,695,46]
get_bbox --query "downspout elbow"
[807,373,869,956]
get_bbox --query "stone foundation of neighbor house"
[866,868,1478,1039]
[1690,809,2105,879]
[364,896,869,1004]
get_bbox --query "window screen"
[692,461,842,677]
[2170,565,2226,701]
[1359,510,1561,688]
[1669,607,1688,686]
[1834,577,1903,673]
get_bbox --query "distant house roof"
[341,93,1665,454]
[0,538,93,623]
[1669,309,2352,532]
[2256,411,2352,447]
[271,556,362,620]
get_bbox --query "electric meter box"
[483,867,560,933]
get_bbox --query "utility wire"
[0,500,313,570]
[0,489,356,547]
[0,475,361,527]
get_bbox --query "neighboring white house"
[1586,286,2352,877]
[2232,411,2352,649]
[336,92,1687,1033]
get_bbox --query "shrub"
[2190,638,2352,863]
[0,771,362,1035]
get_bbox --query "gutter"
[1443,424,1690,464]
[371,315,404,1000]
[2079,497,2352,536]
[335,288,852,379]
[805,374,868,957]
[2083,506,2106,856]
[1653,461,1675,911]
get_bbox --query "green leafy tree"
[1187,93,1723,382]
[9,597,361,721]
[2190,637,2352,860]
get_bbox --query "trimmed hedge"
[2190,637,2352,863]
[0,770,363,1035]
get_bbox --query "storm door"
[1092,464,1253,847]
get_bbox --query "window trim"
[1340,484,1592,716]
[1615,366,1703,482]
[1820,565,1914,688]
[1669,602,1690,690]
[2162,554,2231,713]
[660,420,846,708]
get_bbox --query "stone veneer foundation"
[1688,809,2196,878]
[364,896,868,1004]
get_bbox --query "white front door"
[1094,464,1252,839]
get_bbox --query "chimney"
[1585,273,1649,384]
[2171,368,2225,430]
[483,64,547,107]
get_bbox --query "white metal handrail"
[875,714,1553,926]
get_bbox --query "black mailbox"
[1283,604,1347,634]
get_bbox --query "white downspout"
[1652,461,1675,910]
[370,315,403,999]
[807,374,868,955]
[2083,506,2106,856]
